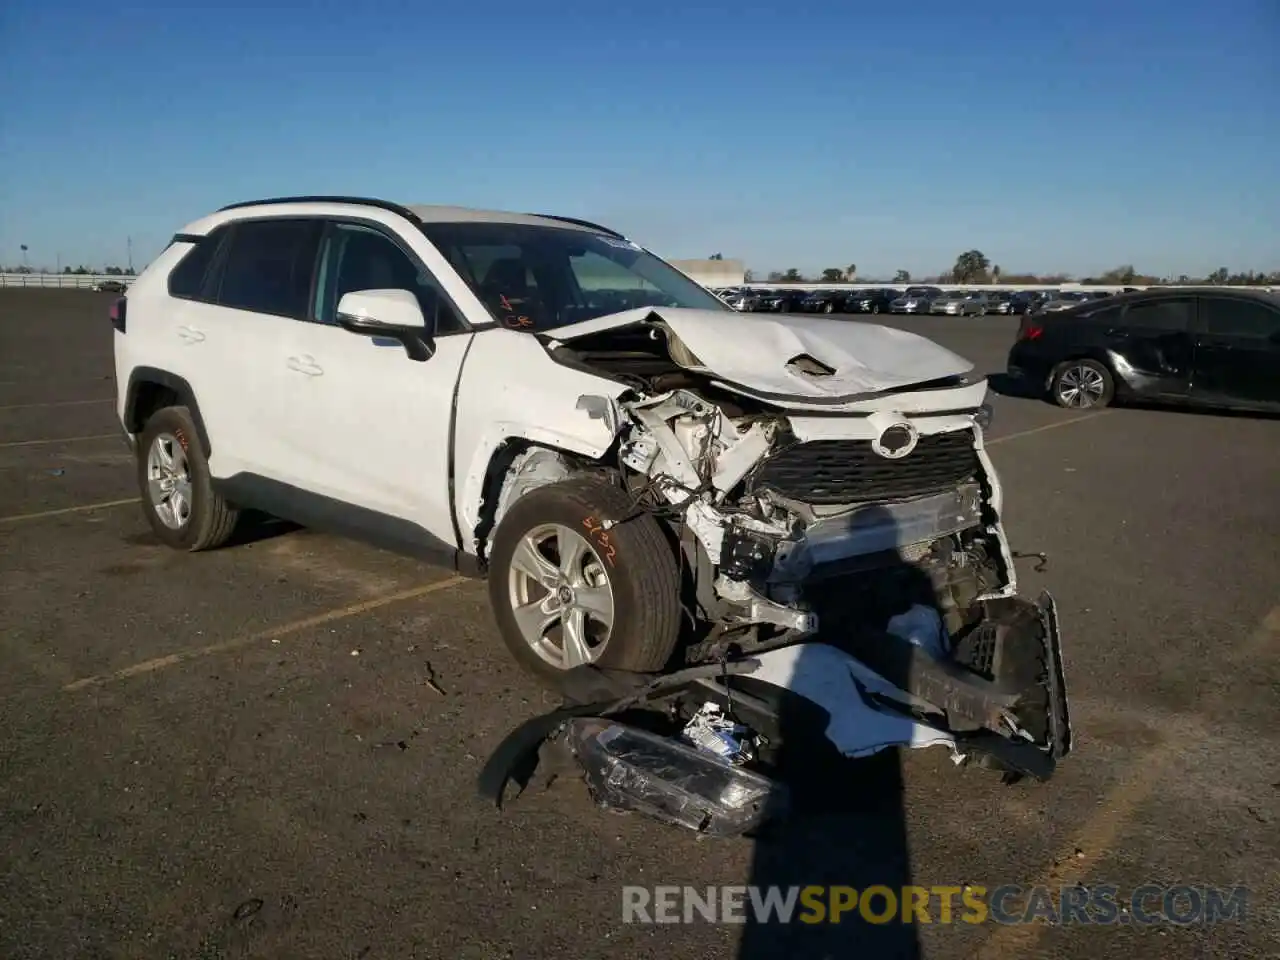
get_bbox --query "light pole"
[20,244,28,271]
[127,237,133,274]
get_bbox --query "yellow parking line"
[0,497,139,524]
[0,398,114,411]
[0,433,118,448]
[63,576,468,692]
[985,411,1110,447]
[973,603,1280,958]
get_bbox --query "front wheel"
[1050,359,1114,409]
[823,302,835,314]
[871,304,881,314]
[487,477,682,689]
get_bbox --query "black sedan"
[844,288,901,315]
[754,288,811,312]
[799,289,850,314]
[1004,287,1280,412]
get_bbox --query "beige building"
[669,258,746,289]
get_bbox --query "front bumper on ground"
[478,593,1071,836]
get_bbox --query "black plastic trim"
[523,214,624,238]
[446,335,478,560]
[172,232,205,244]
[210,473,481,574]
[216,196,426,225]
[123,367,213,455]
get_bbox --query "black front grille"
[750,432,980,504]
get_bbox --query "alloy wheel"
[1056,365,1106,408]
[506,523,615,669]
[145,432,193,530]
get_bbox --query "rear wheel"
[135,406,239,551]
[487,477,682,689]
[823,302,835,314]
[1050,359,1113,409]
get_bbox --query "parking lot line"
[0,398,114,411]
[62,576,468,692]
[985,411,1111,447]
[0,497,139,525]
[0,433,119,448]
[974,602,1280,958]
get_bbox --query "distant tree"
[1207,267,1229,284]
[1099,265,1138,285]
[845,263,858,281]
[743,269,754,282]
[951,250,991,284]
[892,269,911,283]
[708,253,724,261]
[780,268,804,282]
[62,265,72,274]
[766,271,784,282]
[104,266,124,275]
[821,268,844,282]
[991,265,1002,284]
[73,265,90,275]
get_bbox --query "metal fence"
[0,272,135,289]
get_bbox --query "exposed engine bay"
[479,313,1072,835]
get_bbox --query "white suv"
[112,197,1061,716]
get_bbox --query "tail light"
[109,296,127,333]
[1017,318,1043,341]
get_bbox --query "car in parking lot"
[110,195,1070,796]
[798,288,849,313]
[890,286,944,314]
[754,288,811,312]
[930,291,989,316]
[845,287,901,315]
[985,291,1016,315]
[1006,286,1280,411]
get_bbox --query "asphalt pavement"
[2,290,1277,960]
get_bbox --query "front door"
[274,220,474,550]
[1191,294,1280,409]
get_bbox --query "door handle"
[286,355,324,376]
[177,325,205,343]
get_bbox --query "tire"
[135,405,239,551]
[487,477,682,689]
[871,304,881,314]
[823,302,835,314]
[1050,358,1114,409]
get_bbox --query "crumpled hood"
[545,307,976,399]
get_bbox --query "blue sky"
[1,0,1276,278]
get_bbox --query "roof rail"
[525,214,625,238]
[216,196,423,222]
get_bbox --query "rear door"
[1102,297,1195,399]
[166,217,323,481]
[1190,294,1280,408]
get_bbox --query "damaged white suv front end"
[480,304,1071,832]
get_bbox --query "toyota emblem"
[872,422,919,459]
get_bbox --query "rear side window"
[167,227,228,300]
[1120,299,1191,331]
[216,219,323,318]
[1201,297,1280,339]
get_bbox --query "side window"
[167,227,229,301]
[1120,299,1191,331]
[1201,297,1280,339]
[314,223,463,333]
[216,219,322,318]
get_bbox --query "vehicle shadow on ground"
[735,507,936,959]
[984,372,1040,400]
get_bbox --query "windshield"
[419,221,730,330]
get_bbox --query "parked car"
[985,291,1016,315]
[845,288,901,315]
[890,286,944,314]
[754,288,811,312]
[111,196,1071,792]
[724,289,763,311]
[798,289,850,314]
[930,291,989,316]
[93,279,128,293]
[1035,292,1090,314]
[1005,287,1280,411]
